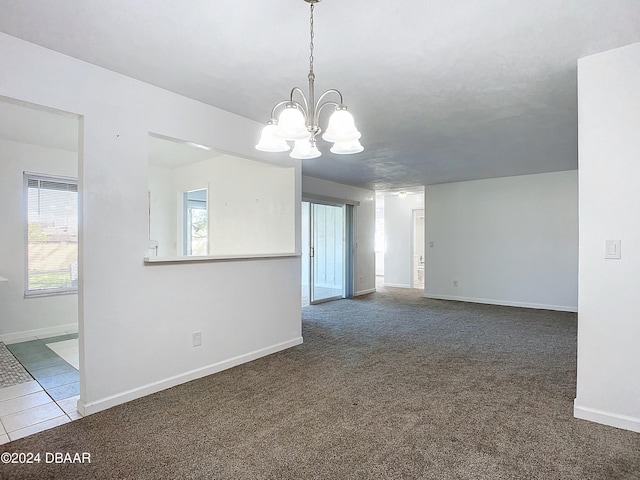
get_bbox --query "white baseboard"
[0,323,78,344]
[424,293,578,312]
[354,288,376,296]
[77,336,303,417]
[384,283,411,288]
[574,400,640,433]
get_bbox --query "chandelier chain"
[309,3,315,75]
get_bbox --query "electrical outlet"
[192,331,202,347]
[453,280,458,287]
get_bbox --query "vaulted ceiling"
[1,0,639,190]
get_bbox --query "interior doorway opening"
[412,209,425,289]
[375,193,385,287]
[375,189,425,289]
[0,97,83,435]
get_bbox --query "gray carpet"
[1,288,639,479]
[0,342,33,388]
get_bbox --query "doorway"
[301,201,353,305]
[412,208,425,289]
[0,97,83,437]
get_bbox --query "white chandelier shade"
[330,139,364,155]
[255,122,290,152]
[273,105,309,141]
[290,138,322,159]
[255,0,363,159]
[322,108,361,143]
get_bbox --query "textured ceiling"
[1,0,639,190]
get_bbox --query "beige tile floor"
[0,334,81,444]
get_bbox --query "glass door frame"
[310,202,345,304]
[301,200,355,305]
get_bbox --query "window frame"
[24,172,79,298]
[182,188,208,256]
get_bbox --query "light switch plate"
[605,240,621,259]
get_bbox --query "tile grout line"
[7,415,70,441]
[1,401,67,434]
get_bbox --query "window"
[25,173,78,296]
[183,188,208,256]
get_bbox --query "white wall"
[149,153,295,257]
[0,33,302,415]
[575,42,640,433]
[0,139,78,341]
[302,176,376,296]
[384,192,424,288]
[425,171,578,311]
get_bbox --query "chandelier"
[255,0,363,159]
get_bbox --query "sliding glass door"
[311,203,345,303]
[302,201,353,305]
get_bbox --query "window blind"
[25,174,78,295]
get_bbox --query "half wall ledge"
[144,252,300,264]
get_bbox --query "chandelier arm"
[269,98,310,122]
[314,89,344,110]
[289,100,308,117]
[289,87,310,115]
[269,100,292,120]
[312,88,344,125]
[313,100,339,125]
